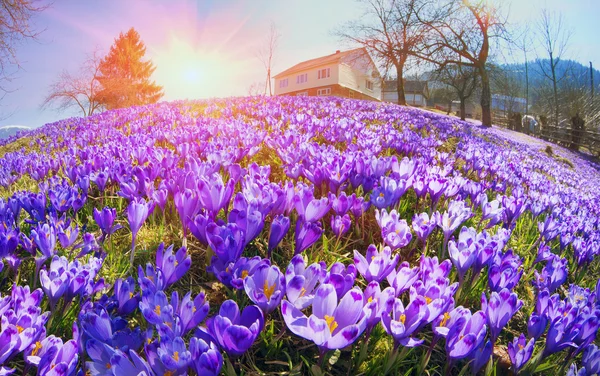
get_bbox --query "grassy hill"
[0,96,598,375]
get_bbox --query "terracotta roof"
[273,48,367,79]
[383,80,428,94]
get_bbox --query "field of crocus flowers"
[0,95,599,375]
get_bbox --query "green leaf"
[534,361,557,373]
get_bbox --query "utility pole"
[591,61,595,99]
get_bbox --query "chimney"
[335,50,340,54]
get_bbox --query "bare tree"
[0,0,48,93]
[256,22,280,96]
[421,0,507,127]
[42,49,104,117]
[337,0,430,105]
[536,9,571,126]
[435,62,479,120]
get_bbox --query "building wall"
[278,84,379,101]
[274,64,339,96]
[382,92,426,106]
[338,59,382,100]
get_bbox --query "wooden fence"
[493,115,600,156]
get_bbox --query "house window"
[279,78,288,88]
[366,80,374,91]
[318,68,330,79]
[296,73,308,84]
[317,88,331,96]
[296,91,308,96]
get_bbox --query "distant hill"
[501,59,600,93]
[0,125,30,139]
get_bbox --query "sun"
[152,36,230,100]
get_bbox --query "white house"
[273,48,382,101]
[382,80,429,106]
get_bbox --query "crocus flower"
[157,337,191,372]
[386,261,420,296]
[294,219,323,255]
[435,200,472,240]
[375,209,412,249]
[354,244,399,283]
[37,339,79,376]
[127,197,154,263]
[285,255,327,309]
[445,310,487,360]
[172,291,210,335]
[204,300,264,357]
[268,215,290,257]
[189,336,223,376]
[350,193,370,219]
[206,222,245,264]
[361,281,395,332]
[482,288,523,342]
[156,243,191,288]
[39,256,70,308]
[230,256,271,290]
[31,223,56,268]
[488,250,523,292]
[481,197,503,228]
[244,264,285,314]
[412,212,436,242]
[582,344,600,375]
[281,283,366,350]
[447,226,477,282]
[324,262,357,299]
[534,254,568,294]
[330,192,351,215]
[382,296,429,347]
[114,277,139,316]
[470,339,493,374]
[507,333,535,372]
[330,214,351,237]
[197,173,235,217]
[174,188,200,238]
[370,176,406,209]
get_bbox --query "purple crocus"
[353,244,399,283]
[197,173,235,217]
[204,300,264,357]
[114,277,139,316]
[244,264,285,314]
[285,255,327,309]
[157,337,191,372]
[127,197,154,263]
[268,215,290,257]
[386,261,420,296]
[156,243,191,288]
[31,223,56,269]
[482,288,523,342]
[445,310,487,360]
[382,296,429,347]
[507,333,535,372]
[189,336,223,376]
[172,291,210,334]
[447,226,477,282]
[330,192,351,216]
[294,219,323,255]
[435,200,472,240]
[375,209,412,249]
[281,283,366,350]
[205,222,245,264]
[412,212,436,243]
[330,214,351,237]
[230,256,271,290]
[361,281,395,332]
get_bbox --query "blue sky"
[1,0,598,128]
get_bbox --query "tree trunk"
[395,63,406,106]
[480,68,492,127]
[460,99,466,120]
